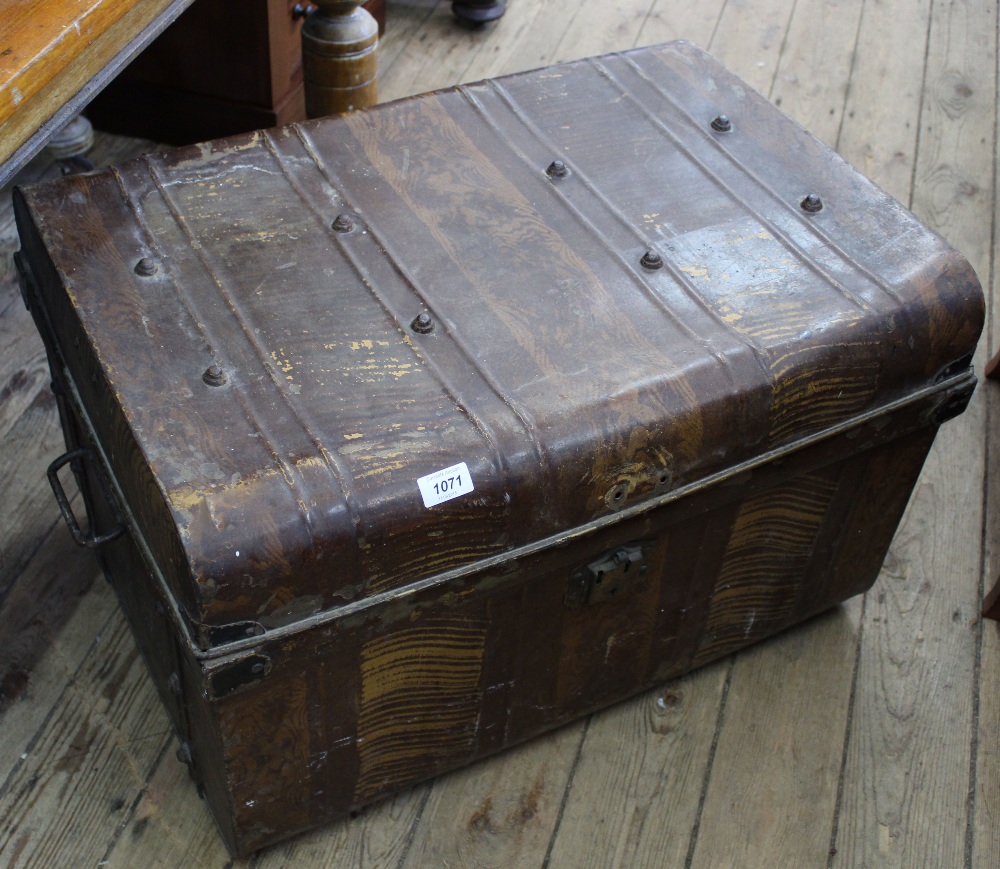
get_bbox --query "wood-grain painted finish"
[11,40,984,856]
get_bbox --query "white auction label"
[417,462,474,508]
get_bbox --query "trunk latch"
[566,542,649,608]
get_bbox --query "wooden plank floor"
[1,0,997,865]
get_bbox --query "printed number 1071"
[417,461,474,508]
[433,474,462,495]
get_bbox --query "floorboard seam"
[966,421,988,869]
[454,18,496,88]
[95,733,174,867]
[682,655,734,869]
[391,783,434,869]
[705,0,730,53]
[989,0,1000,366]
[964,11,1000,862]
[907,0,936,211]
[631,0,661,49]
[540,717,590,869]
[550,1,589,65]
[0,603,119,802]
[0,511,65,612]
[833,0,867,154]
[826,595,867,868]
[0,287,23,320]
[767,0,799,100]
[378,2,440,83]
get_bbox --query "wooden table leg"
[302,0,378,118]
[45,114,95,174]
[985,347,1000,380]
[984,350,1000,618]
[984,575,1000,621]
[452,1,507,24]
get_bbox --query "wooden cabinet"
[86,0,385,143]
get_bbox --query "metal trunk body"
[14,42,983,855]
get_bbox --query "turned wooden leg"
[985,348,1000,380]
[46,114,95,174]
[452,0,507,24]
[984,575,1000,621]
[302,0,378,118]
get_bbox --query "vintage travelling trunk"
[14,41,983,855]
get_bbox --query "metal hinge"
[196,619,266,650]
[208,653,271,699]
[933,379,976,425]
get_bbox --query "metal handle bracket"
[47,448,125,548]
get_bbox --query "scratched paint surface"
[13,39,986,856]
[16,42,983,632]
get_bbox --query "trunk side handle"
[47,448,126,548]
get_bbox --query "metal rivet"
[332,213,355,233]
[605,483,629,511]
[135,257,157,276]
[640,250,663,270]
[711,115,733,133]
[546,160,569,178]
[176,742,193,765]
[244,625,258,637]
[251,662,265,675]
[167,673,181,695]
[411,312,434,334]
[801,193,823,213]
[202,364,227,387]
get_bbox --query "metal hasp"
[566,543,649,608]
[302,0,378,118]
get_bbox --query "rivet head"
[251,662,265,675]
[411,312,434,334]
[801,193,824,213]
[640,250,663,270]
[176,742,193,765]
[332,213,355,233]
[606,483,629,510]
[711,115,733,133]
[202,364,227,387]
[546,160,569,178]
[135,257,157,276]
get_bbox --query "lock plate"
[566,542,649,608]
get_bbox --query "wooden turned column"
[452,1,507,24]
[46,114,95,174]
[301,0,378,118]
